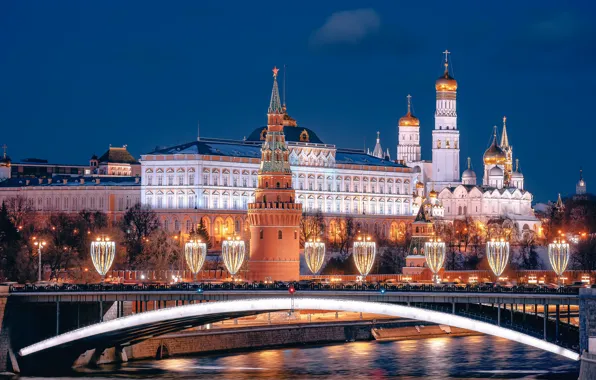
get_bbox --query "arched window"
[260,230,264,239]
[458,206,462,215]
[276,182,280,188]
[415,227,419,233]
[278,230,283,239]
[437,140,442,148]
[463,206,467,214]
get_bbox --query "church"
[396,51,540,235]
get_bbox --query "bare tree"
[300,210,326,248]
[119,203,160,266]
[331,216,355,260]
[137,230,181,273]
[4,195,33,228]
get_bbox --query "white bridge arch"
[19,297,579,361]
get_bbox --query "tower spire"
[442,49,451,75]
[580,167,583,180]
[515,158,520,172]
[282,64,286,108]
[407,94,412,114]
[268,67,282,114]
[500,116,510,148]
[372,131,383,159]
[492,125,498,145]
[467,157,471,170]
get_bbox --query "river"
[21,335,579,379]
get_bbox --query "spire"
[372,131,383,158]
[580,167,583,180]
[500,116,510,148]
[282,64,287,109]
[268,66,282,114]
[515,158,520,172]
[492,125,498,146]
[467,157,471,170]
[555,193,564,210]
[407,94,412,114]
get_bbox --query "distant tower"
[89,154,99,173]
[372,131,383,159]
[247,67,302,282]
[500,116,513,186]
[510,158,524,190]
[431,50,460,191]
[0,144,11,180]
[576,168,587,195]
[555,193,565,212]
[397,94,421,162]
[461,157,477,185]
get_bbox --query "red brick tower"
[247,67,302,282]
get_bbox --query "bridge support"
[497,303,501,326]
[555,305,560,342]
[544,303,548,341]
[55,301,60,336]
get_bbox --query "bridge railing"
[8,282,581,295]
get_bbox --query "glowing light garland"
[424,238,446,284]
[486,239,510,278]
[90,237,116,280]
[304,239,326,275]
[353,236,376,278]
[222,237,246,278]
[548,238,570,282]
[185,240,207,281]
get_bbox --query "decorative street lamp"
[353,235,376,280]
[33,238,46,283]
[304,238,326,275]
[424,237,446,284]
[90,237,116,282]
[486,239,510,279]
[222,236,246,280]
[548,237,570,285]
[185,239,207,281]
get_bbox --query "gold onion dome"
[435,56,457,92]
[429,189,438,198]
[483,127,506,165]
[399,95,420,126]
[416,182,424,189]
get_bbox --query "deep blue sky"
[1,1,594,203]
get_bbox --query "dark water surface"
[21,335,579,379]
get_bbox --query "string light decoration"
[185,239,207,281]
[424,237,446,284]
[486,239,510,278]
[353,235,376,279]
[304,238,326,275]
[90,237,116,281]
[548,237,570,284]
[222,236,246,279]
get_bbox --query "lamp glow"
[304,239,326,275]
[424,238,446,284]
[185,240,207,281]
[548,238,570,284]
[222,237,245,278]
[353,236,376,279]
[90,237,116,281]
[486,239,510,278]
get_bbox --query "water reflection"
[21,335,579,379]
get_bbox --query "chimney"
[80,178,85,184]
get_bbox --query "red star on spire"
[272,66,279,78]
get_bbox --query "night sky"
[1,1,594,203]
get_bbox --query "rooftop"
[98,146,139,165]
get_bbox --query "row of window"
[0,196,138,212]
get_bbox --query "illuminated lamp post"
[33,238,46,282]
[353,235,376,281]
[222,236,246,281]
[424,237,446,284]
[486,239,510,281]
[185,239,207,282]
[304,238,326,275]
[90,236,116,283]
[548,237,570,285]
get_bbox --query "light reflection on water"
[20,335,579,380]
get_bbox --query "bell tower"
[247,67,302,281]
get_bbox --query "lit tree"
[300,210,326,248]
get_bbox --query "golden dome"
[429,189,438,198]
[399,94,420,126]
[483,127,506,165]
[435,59,457,92]
[416,182,424,189]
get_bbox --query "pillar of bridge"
[579,288,596,379]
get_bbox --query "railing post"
[56,300,60,335]
[452,301,455,314]
[510,303,513,325]
[99,298,103,322]
[555,304,560,342]
[497,302,501,326]
[522,301,526,327]
[567,301,571,325]
[543,303,547,341]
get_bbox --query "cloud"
[310,9,381,47]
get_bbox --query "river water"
[23,336,579,379]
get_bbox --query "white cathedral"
[394,52,540,234]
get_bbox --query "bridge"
[2,283,586,374]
